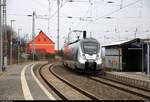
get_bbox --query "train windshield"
[82,42,99,54]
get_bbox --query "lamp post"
[67,16,74,43]
[18,28,21,64]
[28,11,36,62]
[10,19,15,64]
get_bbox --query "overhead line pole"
[48,0,51,34]
[0,0,3,70]
[3,0,7,68]
[32,11,36,62]
[57,0,60,51]
[27,11,36,62]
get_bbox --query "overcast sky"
[7,0,150,49]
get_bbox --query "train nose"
[85,54,97,60]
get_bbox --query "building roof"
[35,30,55,44]
[29,30,55,44]
[102,38,141,47]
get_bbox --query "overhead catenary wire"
[83,0,142,30]
[94,0,142,21]
[67,0,96,35]
[49,0,68,20]
[32,0,48,7]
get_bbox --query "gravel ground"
[52,63,144,100]
[41,64,91,100]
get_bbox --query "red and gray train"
[63,31,102,74]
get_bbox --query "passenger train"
[63,31,102,75]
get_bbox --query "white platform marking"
[31,63,56,100]
[21,64,33,100]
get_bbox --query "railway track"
[35,62,148,100]
[38,63,101,100]
[52,63,144,100]
[88,76,150,99]
[62,63,150,99]
[39,64,67,100]
[62,62,150,99]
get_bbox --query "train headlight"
[96,54,99,58]
[82,54,86,59]
[96,54,99,60]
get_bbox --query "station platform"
[104,72,150,90]
[0,61,53,100]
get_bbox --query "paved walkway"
[0,61,54,100]
[0,62,30,100]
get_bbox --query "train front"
[77,38,102,74]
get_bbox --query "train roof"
[66,37,100,46]
[102,38,144,47]
[80,37,99,43]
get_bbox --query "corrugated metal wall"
[104,47,122,70]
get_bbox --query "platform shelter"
[102,38,150,75]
